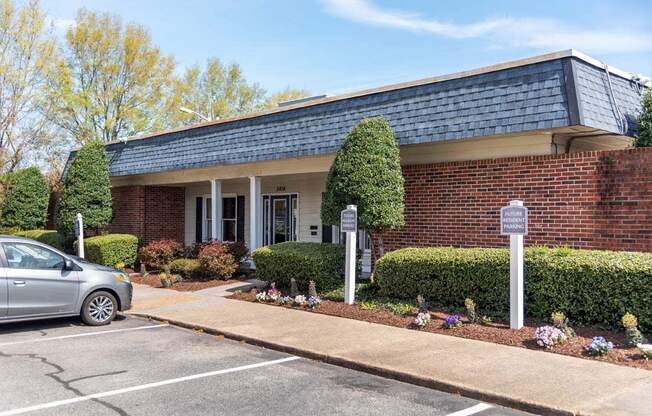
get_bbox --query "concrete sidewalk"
[129,283,652,416]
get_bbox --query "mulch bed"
[130,273,246,292]
[229,291,651,370]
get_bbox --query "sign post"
[75,213,84,259]
[500,200,528,330]
[341,205,357,305]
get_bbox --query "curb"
[131,312,575,416]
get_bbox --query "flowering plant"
[621,313,647,346]
[622,313,638,329]
[294,295,307,306]
[414,312,431,329]
[443,314,463,329]
[464,298,477,323]
[585,336,613,356]
[255,291,268,302]
[308,296,321,309]
[638,344,652,360]
[279,296,292,305]
[550,311,575,338]
[534,325,567,348]
[267,283,281,302]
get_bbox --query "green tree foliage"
[321,117,405,257]
[57,140,112,235]
[161,58,309,128]
[636,89,652,147]
[47,9,175,144]
[262,87,311,110]
[0,0,61,177]
[0,166,49,229]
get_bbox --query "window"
[2,243,65,270]
[205,197,213,241]
[222,197,237,241]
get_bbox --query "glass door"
[263,194,298,245]
[272,196,289,244]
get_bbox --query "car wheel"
[81,291,117,326]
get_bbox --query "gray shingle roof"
[69,52,647,178]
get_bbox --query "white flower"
[294,295,307,306]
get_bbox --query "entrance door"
[263,194,298,245]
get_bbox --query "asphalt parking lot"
[0,315,534,416]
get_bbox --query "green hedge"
[252,242,346,291]
[170,258,201,278]
[74,234,138,268]
[13,230,64,251]
[375,246,652,331]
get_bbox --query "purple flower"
[443,314,462,329]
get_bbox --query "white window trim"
[202,193,238,242]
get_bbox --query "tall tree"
[321,117,405,261]
[636,89,652,147]
[47,9,175,144]
[56,140,112,236]
[0,0,59,177]
[162,57,265,126]
[162,58,309,127]
[262,87,310,109]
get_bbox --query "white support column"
[249,176,262,251]
[210,179,222,241]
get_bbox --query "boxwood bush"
[252,242,346,291]
[13,229,64,250]
[75,234,138,268]
[170,258,202,278]
[375,246,652,331]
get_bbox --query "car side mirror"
[64,259,74,271]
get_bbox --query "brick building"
[64,49,651,269]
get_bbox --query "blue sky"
[41,0,652,96]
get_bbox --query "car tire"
[81,291,118,326]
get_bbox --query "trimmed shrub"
[0,167,50,230]
[139,239,184,269]
[13,230,64,250]
[57,140,112,236]
[170,258,201,278]
[197,242,237,280]
[75,234,138,267]
[187,240,249,263]
[225,240,249,264]
[321,117,404,257]
[375,246,652,331]
[252,242,346,291]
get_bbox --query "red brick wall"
[380,148,652,253]
[109,185,185,244]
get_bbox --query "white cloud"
[322,0,652,53]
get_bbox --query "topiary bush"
[75,234,138,267]
[57,140,112,236]
[197,241,237,280]
[375,246,652,331]
[0,167,50,230]
[139,239,184,269]
[170,258,201,278]
[252,242,346,291]
[321,117,404,257]
[13,229,65,250]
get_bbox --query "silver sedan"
[0,235,132,326]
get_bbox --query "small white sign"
[342,205,357,305]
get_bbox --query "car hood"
[70,256,121,273]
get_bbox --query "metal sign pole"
[76,213,84,259]
[341,205,358,305]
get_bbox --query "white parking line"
[0,356,301,416]
[446,403,493,416]
[0,324,168,347]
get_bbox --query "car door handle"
[13,280,26,286]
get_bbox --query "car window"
[2,242,65,270]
